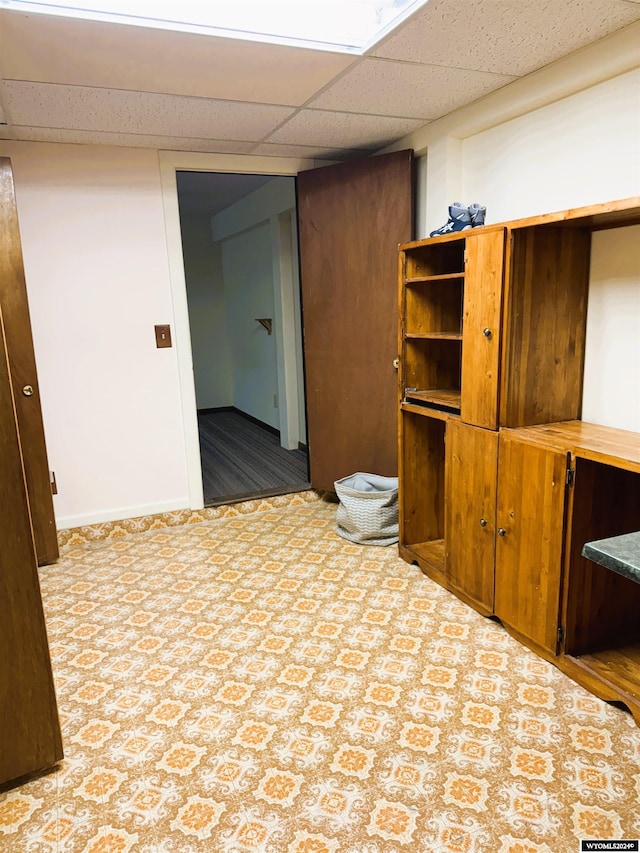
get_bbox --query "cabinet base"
[402,550,640,725]
[559,647,640,725]
[499,622,640,725]
[399,542,494,618]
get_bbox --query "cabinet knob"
[482,328,492,339]
[393,358,399,370]
[497,527,506,537]
[479,518,487,527]
[22,385,34,397]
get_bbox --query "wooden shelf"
[502,421,640,473]
[406,272,464,284]
[404,388,461,412]
[565,643,640,724]
[405,332,462,341]
[405,539,445,573]
[400,402,455,421]
[398,199,640,723]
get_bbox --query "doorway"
[175,170,309,506]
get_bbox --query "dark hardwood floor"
[198,409,310,506]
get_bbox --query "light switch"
[155,324,172,348]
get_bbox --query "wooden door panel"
[297,151,414,491]
[460,229,505,429]
[0,158,58,565]
[445,420,498,614]
[0,306,62,787]
[495,435,567,653]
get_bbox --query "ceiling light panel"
[0,0,431,52]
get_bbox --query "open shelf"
[408,539,446,572]
[564,642,640,723]
[404,388,461,413]
[405,332,463,341]
[402,239,465,280]
[406,272,464,284]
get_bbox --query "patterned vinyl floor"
[0,493,638,852]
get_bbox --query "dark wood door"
[494,434,568,654]
[0,304,63,788]
[0,157,58,565]
[445,420,498,615]
[297,150,414,491]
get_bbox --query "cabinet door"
[445,420,498,614]
[460,229,505,430]
[0,305,62,787]
[494,435,568,653]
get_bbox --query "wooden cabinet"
[459,230,505,430]
[398,197,640,721]
[494,432,569,654]
[398,227,503,425]
[444,420,497,614]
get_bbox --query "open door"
[297,150,414,491]
[0,157,58,565]
[0,303,62,788]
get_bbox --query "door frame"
[159,151,316,509]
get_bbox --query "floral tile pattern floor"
[1,495,639,852]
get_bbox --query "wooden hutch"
[397,197,640,723]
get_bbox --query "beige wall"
[0,141,190,527]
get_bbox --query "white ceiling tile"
[250,141,369,160]
[1,82,296,140]
[267,110,426,149]
[9,126,255,153]
[309,58,516,120]
[373,0,640,76]
[0,11,356,106]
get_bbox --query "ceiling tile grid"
[5,126,256,153]
[0,1,639,159]
[307,57,517,120]
[372,0,640,76]
[0,81,297,140]
[265,108,427,150]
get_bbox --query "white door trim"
[158,151,316,509]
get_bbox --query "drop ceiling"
[0,0,639,160]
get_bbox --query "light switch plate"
[155,324,172,348]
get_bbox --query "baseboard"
[55,498,192,530]
[233,408,280,437]
[57,490,324,548]
[199,406,280,438]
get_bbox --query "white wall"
[0,141,190,527]
[179,211,232,410]
[211,176,306,449]
[582,226,640,432]
[221,223,279,428]
[460,70,640,226]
